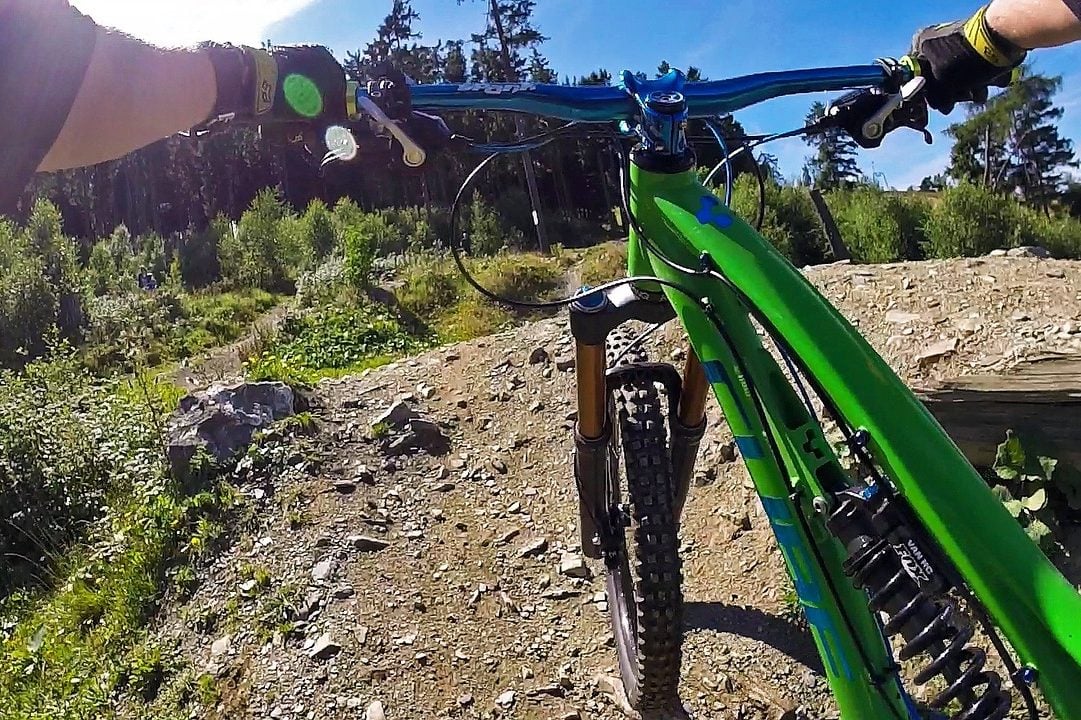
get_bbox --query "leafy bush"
[343,213,390,289]
[397,254,462,317]
[295,256,348,308]
[731,177,828,265]
[301,200,336,260]
[923,183,1020,258]
[989,431,1081,551]
[177,217,225,289]
[82,289,184,370]
[579,242,628,285]
[246,304,427,381]
[0,352,162,594]
[467,195,523,256]
[828,188,928,263]
[222,189,300,292]
[86,225,138,296]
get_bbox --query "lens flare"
[321,125,358,166]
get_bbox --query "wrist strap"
[191,43,253,134]
[964,5,1028,66]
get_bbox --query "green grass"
[398,251,565,343]
[577,242,628,285]
[175,288,280,357]
[0,477,242,719]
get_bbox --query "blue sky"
[75,0,1081,188]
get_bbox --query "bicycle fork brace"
[569,284,709,560]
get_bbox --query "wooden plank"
[808,189,850,261]
[914,354,1081,468]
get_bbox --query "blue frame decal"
[760,496,855,681]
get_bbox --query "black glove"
[910,4,1026,114]
[196,44,347,132]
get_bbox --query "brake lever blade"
[356,95,427,168]
[861,77,927,142]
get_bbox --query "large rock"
[166,382,297,477]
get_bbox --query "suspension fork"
[568,283,706,559]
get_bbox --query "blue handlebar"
[355,65,893,122]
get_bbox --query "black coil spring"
[838,503,1012,720]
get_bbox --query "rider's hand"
[909,4,1026,114]
[198,44,347,131]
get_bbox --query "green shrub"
[296,256,347,308]
[177,217,225,289]
[247,304,427,379]
[397,255,462,317]
[86,225,139,296]
[467,195,523,256]
[301,200,336,260]
[223,189,299,292]
[343,212,393,289]
[0,352,162,594]
[731,177,828,265]
[923,183,1019,258]
[1015,206,1081,259]
[579,242,628,285]
[0,254,56,365]
[828,188,928,263]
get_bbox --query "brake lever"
[862,77,928,143]
[357,95,427,168]
[827,77,930,149]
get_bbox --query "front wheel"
[605,330,686,716]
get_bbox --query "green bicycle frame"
[624,162,1081,718]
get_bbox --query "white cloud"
[71,0,319,47]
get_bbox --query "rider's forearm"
[38,29,216,172]
[986,0,1081,49]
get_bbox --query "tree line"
[7,0,1079,242]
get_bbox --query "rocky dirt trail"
[145,255,1081,720]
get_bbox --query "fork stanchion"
[575,341,608,440]
[671,347,709,521]
[574,340,610,560]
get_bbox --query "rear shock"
[826,484,1013,720]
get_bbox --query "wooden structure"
[916,354,1081,468]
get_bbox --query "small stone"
[371,401,417,430]
[518,537,549,558]
[496,690,516,707]
[311,560,334,583]
[490,459,508,474]
[432,482,455,492]
[528,346,550,365]
[554,355,575,372]
[885,309,921,324]
[332,585,355,599]
[210,635,231,657]
[558,553,591,579]
[366,700,386,720]
[239,579,258,594]
[557,712,581,720]
[595,674,634,715]
[542,588,580,600]
[348,535,390,552]
[1011,311,1032,321]
[418,384,437,400]
[497,528,521,545]
[332,479,357,494]
[955,317,981,335]
[308,633,341,660]
[458,694,474,708]
[917,337,958,364]
[354,466,375,485]
[989,248,1008,257]
[1006,245,1049,258]
[1047,268,1067,279]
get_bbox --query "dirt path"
[142,256,1081,720]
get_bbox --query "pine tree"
[803,101,860,189]
[442,40,468,83]
[469,0,547,82]
[945,69,1076,208]
[580,68,612,86]
[345,0,439,82]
